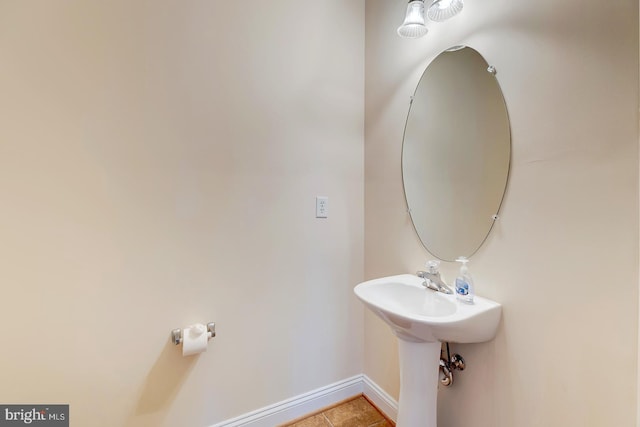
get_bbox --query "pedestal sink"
[354,274,501,427]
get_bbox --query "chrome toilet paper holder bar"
[171,322,216,345]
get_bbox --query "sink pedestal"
[397,339,441,427]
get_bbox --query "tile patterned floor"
[281,395,394,427]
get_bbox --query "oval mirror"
[401,46,511,261]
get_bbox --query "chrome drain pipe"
[439,342,465,387]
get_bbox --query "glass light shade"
[397,0,428,38]
[427,0,463,22]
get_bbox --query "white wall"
[364,0,638,426]
[0,1,364,426]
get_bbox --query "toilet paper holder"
[171,322,216,345]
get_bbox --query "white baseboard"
[362,375,398,422]
[210,374,398,427]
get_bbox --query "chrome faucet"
[417,260,454,294]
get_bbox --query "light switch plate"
[316,196,328,218]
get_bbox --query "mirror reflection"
[402,46,511,261]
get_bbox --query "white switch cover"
[316,196,328,218]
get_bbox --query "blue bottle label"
[455,278,468,296]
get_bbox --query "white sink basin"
[354,274,501,343]
[354,274,502,427]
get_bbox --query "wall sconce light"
[427,0,464,22]
[397,0,428,38]
[397,0,464,39]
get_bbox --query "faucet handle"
[426,260,440,274]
